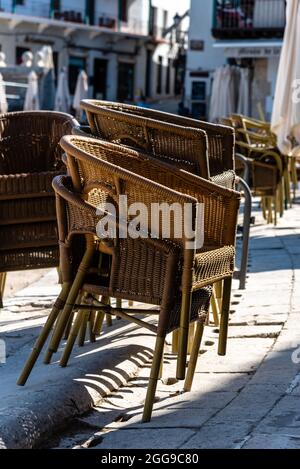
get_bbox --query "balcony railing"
[0,1,148,36]
[212,0,286,39]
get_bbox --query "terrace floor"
[0,193,300,449]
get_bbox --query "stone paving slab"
[1,194,300,449]
[54,195,300,450]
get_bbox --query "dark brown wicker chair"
[80,100,236,190]
[0,111,79,307]
[0,111,78,303]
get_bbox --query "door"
[93,58,108,99]
[117,62,135,102]
[69,56,86,95]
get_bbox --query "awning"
[213,40,283,58]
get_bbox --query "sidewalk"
[0,195,300,449]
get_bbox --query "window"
[149,6,158,36]
[191,81,207,120]
[165,58,171,94]
[118,0,128,23]
[16,47,30,65]
[117,62,135,102]
[192,81,206,100]
[156,56,163,95]
[163,10,168,32]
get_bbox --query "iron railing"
[212,0,286,39]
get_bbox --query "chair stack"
[0,111,78,307]
[16,103,241,422]
[222,114,296,225]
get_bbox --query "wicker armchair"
[80,100,236,190]
[18,134,240,420]
[223,115,283,224]
[61,136,238,362]
[29,172,213,423]
[0,111,78,307]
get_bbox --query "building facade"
[0,0,190,105]
[184,0,285,120]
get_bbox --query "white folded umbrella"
[24,71,40,111]
[271,0,300,155]
[209,66,239,122]
[41,46,55,71]
[73,70,88,119]
[237,68,251,116]
[0,73,8,114]
[55,69,71,113]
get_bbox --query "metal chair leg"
[184,322,205,392]
[210,291,220,326]
[237,177,252,290]
[44,238,95,364]
[0,273,7,309]
[187,323,195,355]
[17,282,71,385]
[176,292,192,380]
[89,311,97,343]
[142,335,166,422]
[78,310,90,347]
[218,277,232,356]
[60,311,85,367]
[93,296,110,335]
[172,329,179,354]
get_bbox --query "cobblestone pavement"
[52,195,300,449]
[0,195,300,449]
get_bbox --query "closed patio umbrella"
[73,70,88,120]
[55,68,71,113]
[0,73,8,114]
[209,66,238,122]
[24,71,40,111]
[237,68,251,116]
[271,0,300,155]
[40,46,56,110]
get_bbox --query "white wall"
[184,0,225,112]
[149,0,190,100]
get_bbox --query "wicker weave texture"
[81,100,236,179]
[0,111,78,272]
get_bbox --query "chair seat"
[82,273,212,335]
[210,170,236,189]
[193,245,235,289]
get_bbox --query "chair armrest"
[166,168,241,249]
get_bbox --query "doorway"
[68,56,86,95]
[93,58,108,99]
[117,62,135,102]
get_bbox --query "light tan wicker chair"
[224,115,283,225]
[0,111,78,307]
[56,136,238,370]
[45,171,213,423]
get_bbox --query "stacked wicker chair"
[0,111,78,308]
[18,134,240,421]
[80,100,236,190]
[50,135,239,420]
[222,115,283,225]
[78,100,239,333]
